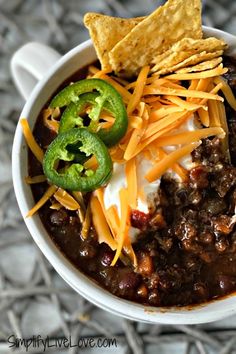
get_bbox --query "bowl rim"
[12,26,236,324]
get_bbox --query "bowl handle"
[10,42,61,100]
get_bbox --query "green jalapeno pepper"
[43,128,113,192]
[50,78,128,147]
[59,92,114,135]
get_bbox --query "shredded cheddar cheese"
[208,99,221,127]
[50,202,62,210]
[127,65,150,114]
[111,188,130,266]
[124,107,149,160]
[217,101,230,159]
[43,109,59,133]
[162,80,187,90]
[129,115,143,129]
[126,113,192,159]
[188,79,199,91]
[81,204,91,239]
[124,127,145,160]
[153,127,224,146]
[154,147,189,182]
[198,107,210,127]
[195,78,212,92]
[125,157,138,209]
[143,86,224,101]
[93,69,112,78]
[149,106,184,122]
[72,191,86,210]
[90,195,117,251]
[142,110,190,141]
[145,142,201,182]
[83,156,98,170]
[25,175,47,184]
[88,65,100,75]
[92,192,137,267]
[106,206,120,234]
[164,95,207,111]
[21,119,44,164]
[72,191,86,223]
[96,188,116,237]
[218,101,229,135]
[27,185,57,217]
[99,74,132,103]
[214,76,236,111]
[54,188,81,210]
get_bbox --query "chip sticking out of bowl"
[175,57,223,74]
[84,13,144,72]
[151,37,227,75]
[108,0,202,77]
[151,38,227,72]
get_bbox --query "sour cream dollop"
[103,116,198,241]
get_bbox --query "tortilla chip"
[109,0,202,77]
[175,57,223,74]
[153,50,224,76]
[84,13,144,71]
[151,37,227,73]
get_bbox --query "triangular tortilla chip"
[153,50,224,75]
[84,13,144,71]
[151,37,227,73]
[109,0,202,77]
[175,57,223,74]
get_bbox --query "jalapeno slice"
[50,79,128,147]
[59,92,114,136]
[43,128,113,192]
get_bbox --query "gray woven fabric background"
[0,0,236,353]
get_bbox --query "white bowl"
[11,26,236,324]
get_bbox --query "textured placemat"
[0,1,236,353]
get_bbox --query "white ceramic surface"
[11,27,236,324]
